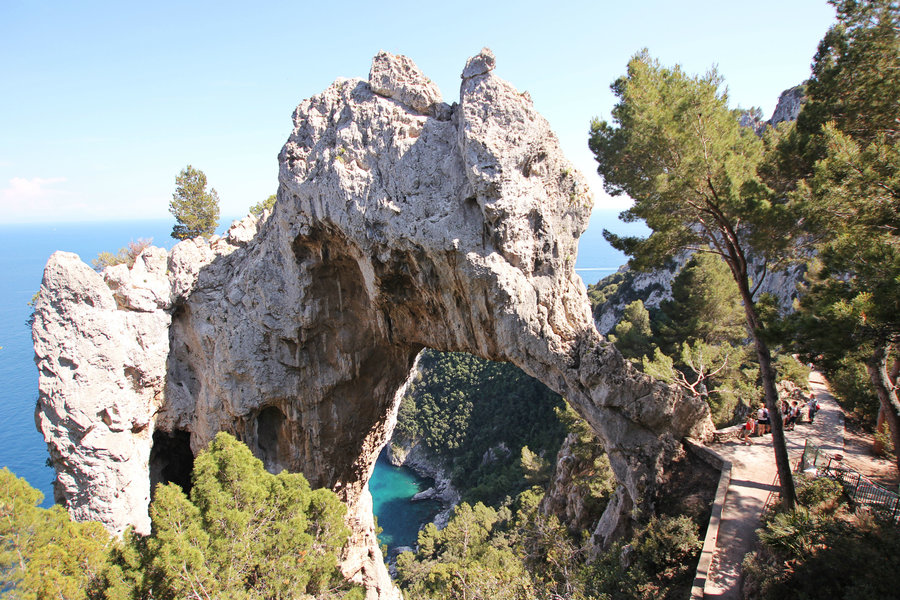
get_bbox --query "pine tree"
[169,165,220,240]
[789,0,900,471]
[141,432,355,599]
[655,253,746,353]
[590,52,799,506]
[0,467,112,599]
[249,193,277,218]
[609,299,654,361]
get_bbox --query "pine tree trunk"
[866,341,900,474]
[737,280,797,508]
[874,404,887,455]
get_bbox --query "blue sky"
[0,1,837,224]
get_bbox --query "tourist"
[740,415,755,445]
[785,401,800,431]
[808,393,820,422]
[756,404,770,436]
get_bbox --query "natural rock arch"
[33,50,710,598]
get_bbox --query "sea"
[0,209,638,549]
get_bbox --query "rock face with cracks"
[33,49,711,598]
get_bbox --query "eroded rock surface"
[34,49,711,598]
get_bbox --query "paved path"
[702,372,844,599]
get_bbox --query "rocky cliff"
[33,49,710,598]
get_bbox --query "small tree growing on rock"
[169,165,220,240]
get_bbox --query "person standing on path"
[741,414,756,445]
[756,404,770,436]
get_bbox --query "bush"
[744,474,900,600]
[827,351,879,425]
[582,515,701,600]
[92,238,153,271]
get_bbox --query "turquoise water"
[370,453,442,551]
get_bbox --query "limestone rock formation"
[34,49,711,598]
[769,84,805,127]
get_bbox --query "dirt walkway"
[702,372,845,599]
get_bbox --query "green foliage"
[91,238,153,271]
[642,340,753,425]
[510,488,585,598]
[394,393,419,440]
[589,51,795,272]
[398,480,696,600]
[765,0,900,190]
[586,271,625,311]
[396,350,567,506]
[784,0,900,452]
[772,353,811,391]
[582,515,701,600]
[519,446,551,486]
[654,253,746,353]
[744,474,900,600]
[169,165,220,240]
[828,349,880,423]
[0,467,112,600]
[550,406,617,526]
[396,502,534,600]
[249,193,277,218]
[0,436,360,599]
[589,49,802,503]
[794,473,843,509]
[130,432,354,599]
[609,300,654,362]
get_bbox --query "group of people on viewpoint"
[740,391,820,445]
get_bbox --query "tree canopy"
[394,350,567,506]
[170,165,220,240]
[786,0,900,470]
[1,434,361,600]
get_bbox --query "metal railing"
[798,440,900,524]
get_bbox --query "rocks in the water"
[33,49,711,599]
[410,487,437,502]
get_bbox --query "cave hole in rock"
[149,429,194,497]
[256,405,289,473]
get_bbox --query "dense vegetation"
[396,489,702,600]
[595,254,810,426]
[1,433,362,599]
[589,0,899,503]
[743,474,900,599]
[391,352,709,599]
[394,350,568,505]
